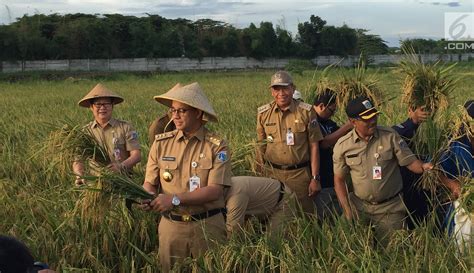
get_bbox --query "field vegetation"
[0,63,473,271]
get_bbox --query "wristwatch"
[171,194,181,206]
[312,174,321,181]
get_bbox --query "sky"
[0,0,473,46]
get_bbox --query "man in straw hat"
[256,70,323,214]
[333,96,432,245]
[140,82,231,271]
[73,83,141,185]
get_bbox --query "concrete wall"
[2,54,473,73]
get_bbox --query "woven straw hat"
[154,82,218,122]
[78,83,124,108]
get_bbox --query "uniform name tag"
[162,156,176,161]
[373,166,382,180]
[189,175,201,192]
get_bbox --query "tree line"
[0,13,394,61]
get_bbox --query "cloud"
[416,0,462,7]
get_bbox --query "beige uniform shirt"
[333,126,416,203]
[145,126,232,215]
[87,118,141,164]
[257,100,323,165]
[225,176,282,230]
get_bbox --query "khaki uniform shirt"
[257,100,323,165]
[145,126,232,215]
[333,126,416,203]
[148,113,175,145]
[87,118,141,164]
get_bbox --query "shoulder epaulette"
[205,134,223,146]
[338,131,353,143]
[298,102,312,111]
[395,124,404,129]
[257,103,271,114]
[155,131,174,141]
[378,126,396,133]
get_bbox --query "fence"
[1,54,473,73]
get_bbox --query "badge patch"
[362,100,373,109]
[399,139,408,148]
[162,156,176,161]
[217,151,228,162]
[130,131,138,140]
[310,118,319,128]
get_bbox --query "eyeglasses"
[169,108,191,115]
[327,107,336,114]
[92,102,113,108]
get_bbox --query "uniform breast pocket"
[345,155,362,167]
[196,158,212,186]
[293,122,307,144]
[379,151,393,161]
[264,126,278,143]
[293,122,306,133]
[158,160,178,184]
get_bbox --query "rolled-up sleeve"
[308,110,323,143]
[333,140,349,177]
[125,124,141,151]
[392,132,416,166]
[145,141,160,185]
[208,142,232,187]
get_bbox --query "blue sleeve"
[392,118,419,145]
[439,148,458,179]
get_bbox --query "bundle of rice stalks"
[399,46,459,117]
[305,63,338,105]
[413,118,450,194]
[415,108,470,196]
[44,120,111,167]
[333,61,384,111]
[82,170,154,202]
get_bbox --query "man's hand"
[446,180,461,199]
[74,176,86,186]
[150,194,173,212]
[422,162,433,172]
[308,179,321,197]
[137,199,152,211]
[107,162,123,173]
[409,106,430,124]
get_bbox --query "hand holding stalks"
[409,106,430,124]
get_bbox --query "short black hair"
[313,88,337,106]
[0,235,34,273]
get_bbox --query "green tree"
[297,15,327,57]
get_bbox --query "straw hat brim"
[78,83,124,108]
[153,82,218,122]
[78,96,124,108]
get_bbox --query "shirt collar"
[91,118,117,128]
[273,99,297,113]
[176,125,206,142]
[351,127,379,143]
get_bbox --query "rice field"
[0,63,473,272]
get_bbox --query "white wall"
[2,54,473,73]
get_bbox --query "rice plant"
[399,45,459,116]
